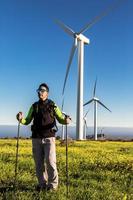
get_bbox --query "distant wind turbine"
[55,0,125,140]
[83,109,89,139]
[84,79,111,140]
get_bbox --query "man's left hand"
[66,116,71,124]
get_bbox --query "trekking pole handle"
[62,112,71,121]
[16,112,23,122]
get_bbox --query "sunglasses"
[36,89,47,93]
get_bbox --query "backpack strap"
[47,99,58,132]
[32,101,39,114]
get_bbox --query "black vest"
[31,99,57,138]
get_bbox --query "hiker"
[16,83,71,191]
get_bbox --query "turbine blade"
[83,99,93,106]
[62,41,77,95]
[85,120,87,125]
[98,100,111,112]
[93,78,97,97]
[86,122,88,129]
[84,108,90,118]
[55,19,75,37]
[78,0,126,34]
[61,98,64,111]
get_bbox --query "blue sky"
[0,0,132,127]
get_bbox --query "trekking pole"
[14,120,21,188]
[66,122,69,198]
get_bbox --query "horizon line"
[0,124,133,129]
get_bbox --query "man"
[16,83,71,191]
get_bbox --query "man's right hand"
[16,112,23,121]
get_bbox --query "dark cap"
[38,83,49,92]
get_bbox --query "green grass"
[0,139,133,200]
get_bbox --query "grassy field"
[0,139,132,200]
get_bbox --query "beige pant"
[32,137,58,189]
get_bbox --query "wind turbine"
[55,0,125,140]
[83,109,89,140]
[56,19,89,140]
[84,79,111,140]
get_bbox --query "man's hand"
[65,116,71,124]
[16,112,23,121]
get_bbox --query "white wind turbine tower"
[55,0,125,140]
[84,79,111,140]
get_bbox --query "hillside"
[0,139,132,200]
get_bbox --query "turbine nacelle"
[93,97,99,101]
[75,33,90,44]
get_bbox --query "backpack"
[31,99,58,132]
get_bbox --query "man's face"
[37,87,48,101]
